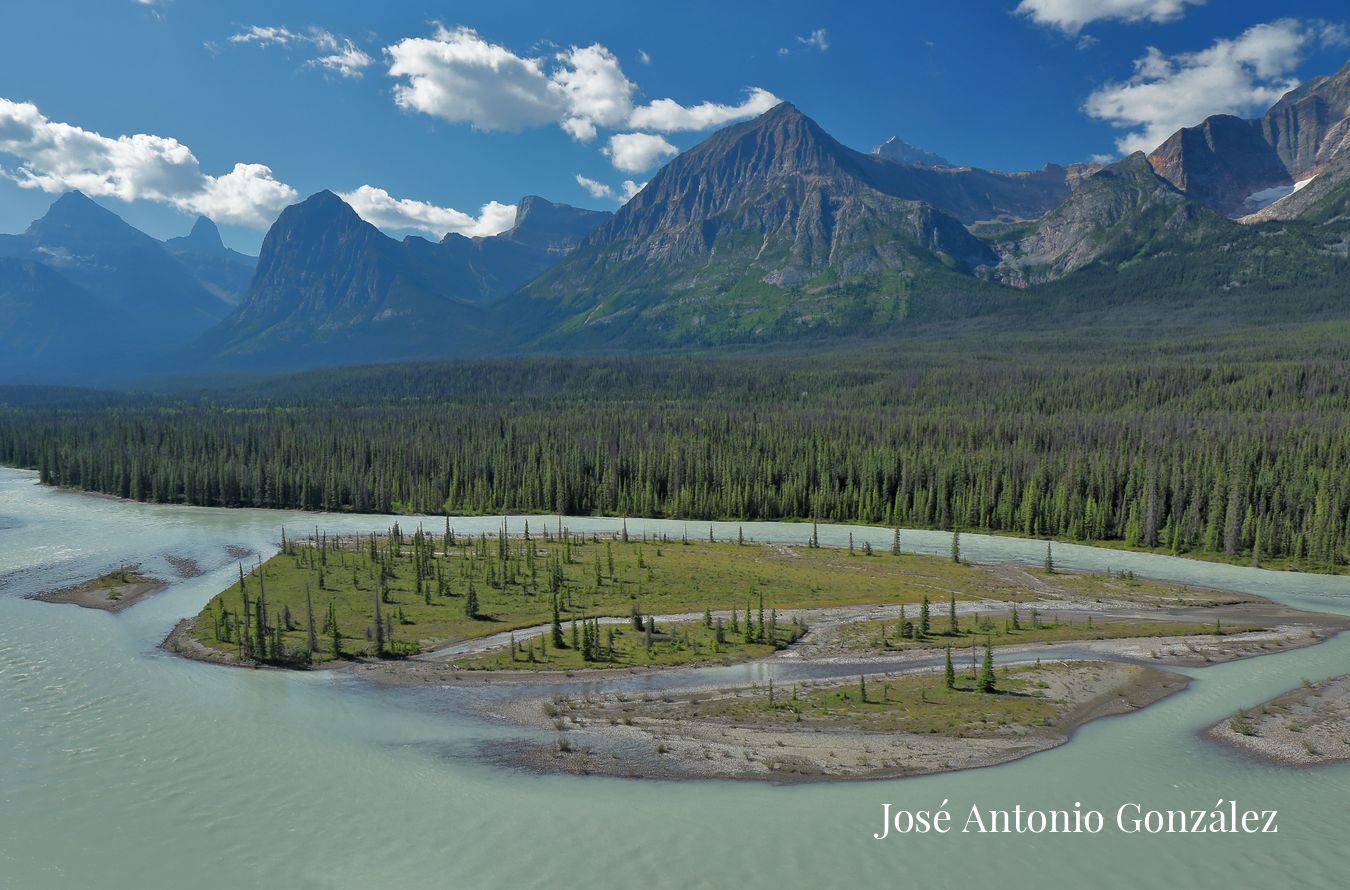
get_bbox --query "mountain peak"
[501,196,609,253]
[29,190,119,231]
[165,216,227,255]
[872,136,950,167]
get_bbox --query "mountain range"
[4,57,1349,380]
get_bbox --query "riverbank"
[496,660,1187,782]
[31,566,167,612]
[1207,674,1350,766]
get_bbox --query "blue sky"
[1,0,1346,251]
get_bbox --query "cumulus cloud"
[228,25,373,78]
[0,97,510,237]
[628,87,780,132]
[797,29,829,51]
[552,43,636,140]
[572,174,645,203]
[385,26,778,149]
[575,174,614,199]
[1016,0,1204,35]
[574,174,647,203]
[602,133,679,173]
[0,97,296,227]
[387,26,561,132]
[1084,19,1317,154]
[339,185,516,237]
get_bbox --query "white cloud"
[1016,0,1204,35]
[637,49,651,65]
[1084,19,1316,155]
[778,47,789,56]
[797,29,829,51]
[228,25,373,78]
[386,26,778,141]
[552,43,636,141]
[602,133,678,173]
[574,174,646,203]
[229,25,300,46]
[311,38,375,78]
[628,87,780,132]
[0,97,507,237]
[575,174,614,200]
[387,26,561,132]
[339,185,516,237]
[0,97,296,227]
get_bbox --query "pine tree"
[951,528,961,564]
[978,638,996,693]
[1044,541,1054,574]
[465,582,479,618]
[948,592,958,634]
[944,646,956,689]
[551,595,565,649]
[373,587,384,656]
[328,601,341,658]
[703,607,712,629]
[919,594,930,638]
[305,583,317,659]
[892,527,902,555]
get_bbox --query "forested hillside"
[3,327,1346,570]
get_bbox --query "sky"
[0,0,1346,252]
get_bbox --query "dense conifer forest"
[2,327,1347,569]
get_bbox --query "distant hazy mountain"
[0,192,230,345]
[1149,59,1350,216]
[204,191,608,367]
[164,217,257,304]
[0,257,124,376]
[872,136,950,166]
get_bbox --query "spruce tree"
[951,528,961,564]
[948,592,958,634]
[919,594,930,638]
[465,582,479,618]
[305,583,317,659]
[373,587,384,656]
[944,646,956,689]
[978,638,996,693]
[1044,541,1054,574]
[891,527,901,556]
[328,601,341,658]
[551,595,565,649]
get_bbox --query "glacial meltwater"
[2,467,1349,888]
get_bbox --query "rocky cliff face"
[204,191,608,367]
[1148,59,1350,216]
[988,153,1233,286]
[508,103,1009,347]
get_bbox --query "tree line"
[1,350,1346,569]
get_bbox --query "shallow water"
[2,467,1349,889]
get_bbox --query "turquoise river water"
[2,466,1349,889]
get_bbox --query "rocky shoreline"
[1207,674,1350,767]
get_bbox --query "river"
[2,466,1348,888]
